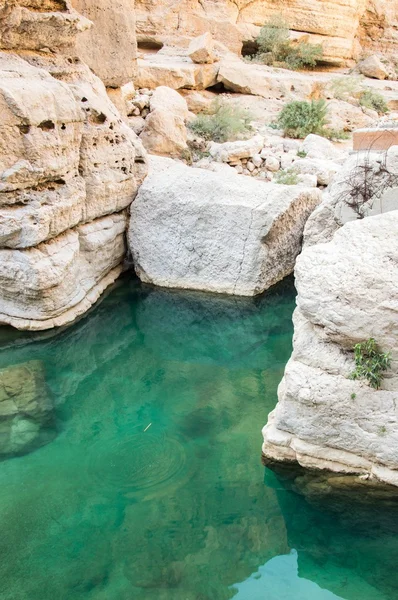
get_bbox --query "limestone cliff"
[0,0,147,330]
[262,210,398,494]
[135,0,398,65]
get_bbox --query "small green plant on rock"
[275,167,299,185]
[188,99,253,143]
[256,15,323,70]
[359,89,389,115]
[296,149,307,158]
[350,338,391,390]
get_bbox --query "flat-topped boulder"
[128,158,320,296]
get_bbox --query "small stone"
[247,161,255,172]
[266,156,280,172]
[235,165,243,174]
[252,154,263,168]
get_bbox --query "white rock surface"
[129,159,320,296]
[293,158,341,186]
[299,134,341,161]
[0,212,127,331]
[149,86,190,119]
[139,108,188,157]
[0,27,147,329]
[208,135,263,162]
[263,211,398,488]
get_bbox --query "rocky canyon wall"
[0,0,147,330]
[135,0,398,64]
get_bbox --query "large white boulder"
[128,158,320,296]
[263,211,398,489]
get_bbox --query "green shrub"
[256,15,323,70]
[257,15,290,59]
[275,168,299,185]
[284,42,323,70]
[188,100,253,143]
[329,75,364,101]
[350,338,391,390]
[322,128,350,141]
[359,89,389,115]
[296,149,307,158]
[276,99,328,138]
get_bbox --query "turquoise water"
[0,277,398,600]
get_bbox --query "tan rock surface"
[71,0,137,87]
[188,32,216,64]
[135,0,398,65]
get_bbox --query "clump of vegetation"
[276,99,327,138]
[329,75,364,101]
[359,89,389,115]
[256,15,323,70]
[276,99,347,140]
[296,149,307,158]
[188,99,253,143]
[275,167,299,185]
[350,338,391,390]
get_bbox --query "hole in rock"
[137,40,164,52]
[61,123,66,130]
[91,112,107,124]
[18,124,31,134]
[241,40,259,57]
[38,120,55,131]
[205,82,230,94]
[81,97,88,102]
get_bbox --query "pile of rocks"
[196,133,345,188]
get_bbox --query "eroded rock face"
[135,0,398,65]
[129,157,320,296]
[0,360,54,457]
[262,210,398,491]
[71,0,137,87]
[0,1,148,330]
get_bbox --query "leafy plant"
[296,149,307,158]
[256,15,323,70]
[350,393,357,400]
[359,89,389,115]
[188,99,253,143]
[275,167,299,185]
[276,99,328,138]
[329,75,364,101]
[350,338,391,390]
[257,15,290,59]
[285,42,323,70]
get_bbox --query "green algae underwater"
[0,276,398,600]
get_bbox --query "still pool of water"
[0,277,398,600]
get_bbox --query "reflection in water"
[0,276,397,599]
[232,550,345,600]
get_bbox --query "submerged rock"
[262,210,398,492]
[0,361,54,457]
[129,158,320,296]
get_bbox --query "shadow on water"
[0,275,397,599]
